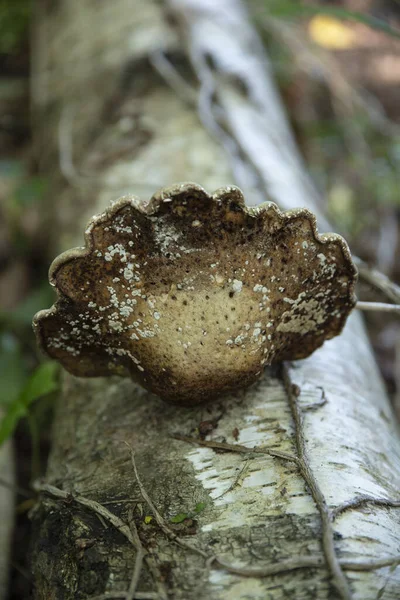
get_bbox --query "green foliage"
[13,176,48,209]
[0,331,59,452]
[0,357,59,447]
[170,501,206,523]
[251,0,400,40]
[0,153,55,464]
[0,334,26,407]
[252,0,400,236]
[5,172,48,223]
[0,0,31,54]
[0,160,49,259]
[309,115,400,217]
[170,513,188,524]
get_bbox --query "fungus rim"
[33,182,358,372]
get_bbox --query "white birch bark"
[31,1,400,599]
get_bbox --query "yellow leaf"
[144,515,153,524]
[308,15,356,49]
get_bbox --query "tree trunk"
[31,1,400,599]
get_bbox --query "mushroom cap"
[33,183,357,405]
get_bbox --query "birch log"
[31,1,400,599]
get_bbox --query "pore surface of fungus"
[33,183,357,405]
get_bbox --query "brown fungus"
[33,183,357,405]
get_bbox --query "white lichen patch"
[151,216,182,256]
[277,294,327,334]
[231,279,243,294]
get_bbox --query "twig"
[34,476,400,593]
[139,552,168,600]
[377,209,398,275]
[58,103,85,186]
[356,301,400,314]
[88,593,158,600]
[282,364,352,600]
[353,256,400,304]
[0,476,33,499]
[215,459,251,499]
[214,555,324,576]
[213,554,400,578]
[333,496,400,518]
[34,482,164,600]
[102,498,142,505]
[172,434,299,464]
[34,482,136,545]
[57,101,164,193]
[342,557,400,572]
[125,443,209,560]
[188,45,262,200]
[301,387,328,412]
[126,510,145,600]
[11,561,31,581]
[149,49,197,105]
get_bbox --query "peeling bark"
[31,1,400,599]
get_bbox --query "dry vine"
[125,443,208,561]
[171,434,299,463]
[281,364,352,600]
[35,436,400,600]
[333,495,400,519]
[173,363,400,600]
[32,481,168,600]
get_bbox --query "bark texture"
[31,1,400,599]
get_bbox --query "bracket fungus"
[33,183,357,405]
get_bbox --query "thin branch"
[215,459,251,499]
[34,482,165,600]
[11,561,31,581]
[356,301,400,314]
[88,593,158,600]
[214,554,400,578]
[57,101,164,193]
[353,256,400,304]
[0,476,33,499]
[301,387,328,412]
[377,209,398,275]
[102,498,142,505]
[149,49,197,105]
[282,364,352,600]
[188,45,263,201]
[58,103,85,186]
[125,443,209,560]
[333,496,400,518]
[342,557,400,572]
[139,552,168,600]
[34,482,136,545]
[126,510,145,600]
[214,555,325,577]
[35,477,400,594]
[172,434,299,464]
